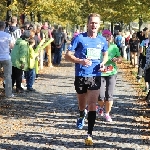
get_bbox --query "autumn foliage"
[0,0,150,26]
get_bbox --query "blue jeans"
[62,43,66,52]
[0,59,12,97]
[25,69,35,89]
[126,48,130,61]
[53,46,63,65]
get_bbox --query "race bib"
[86,48,101,59]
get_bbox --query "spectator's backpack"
[5,26,21,44]
[54,32,64,46]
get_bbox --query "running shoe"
[76,117,85,129]
[97,108,104,117]
[85,134,93,146]
[105,114,112,122]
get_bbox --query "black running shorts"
[74,76,101,94]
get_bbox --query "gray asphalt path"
[0,61,149,150]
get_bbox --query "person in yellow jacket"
[25,38,39,91]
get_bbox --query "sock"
[105,113,109,116]
[79,110,85,118]
[87,111,96,135]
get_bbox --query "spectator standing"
[51,28,56,63]
[141,27,148,43]
[31,28,40,79]
[41,22,52,67]
[125,31,131,61]
[137,30,149,92]
[115,31,123,57]
[120,32,126,58]
[62,29,67,53]
[143,32,150,105]
[0,21,14,97]
[36,24,43,41]
[129,33,139,67]
[25,38,39,91]
[4,16,21,45]
[53,27,65,66]
[35,24,44,78]
[137,31,143,44]
[11,30,30,93]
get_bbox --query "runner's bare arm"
[65,50,79,63]
[65,50,91,66]
[101,51,108,65]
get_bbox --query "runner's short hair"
[87,13,101,23]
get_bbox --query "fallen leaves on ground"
[0,59,149,143]
[118,60,150,143]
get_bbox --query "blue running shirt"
[68,32,108,77]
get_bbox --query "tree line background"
[0,0,150,31]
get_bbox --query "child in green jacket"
[25,38,39,91]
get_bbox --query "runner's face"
[87,17,100,33]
